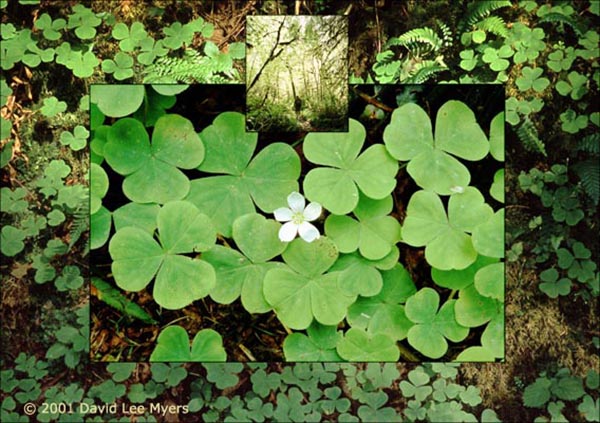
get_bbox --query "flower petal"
[298,222,320,243]
[274,207,293,222]
[303,202,322,221]
[287,191,305,213]
[279,221,299,242]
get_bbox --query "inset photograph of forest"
[246,15,348,132]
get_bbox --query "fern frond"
[403,61,447,83]
[386,27,443,57]
[143,50,236,84]
[517,117,547,156]
[69,189,89,251]
[574,133,600,154]
[436,20,453,47]
[573,158,600,205]
[475,16,509,38]
[539,13,584,36]
[460,0,512,30]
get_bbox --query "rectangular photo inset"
[246,15,348,132]
[90,83,504,363]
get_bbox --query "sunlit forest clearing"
[246,15,348,132]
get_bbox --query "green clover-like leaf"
[101,52,134,80]
[472,208,504,258]
[203,214,287,313]
[516,66,550,93]
[40,96,67,117]
[112,202,159,235]
[482,45,513,71]
[187,112,299,237]
[138,37,168,65]
[111,21,147,51]
[547,46,576,72]
[104,114,204,204]
[325,193,401,260]
[34,13,65,41]
[67,4,101,40]
[91,85,145,118]
[539,268,571,298]
[109,201,216,309]
[283,322,343,361]
[402,188,493,270]
[474,262,504,302]
[47,209,65,226]
[405,288,469,359]
[90,163,108,215]
[90,206,111,250]
[555,71,588,100]
[490,169,504,203]
[1,225,26,256]
[0,187,28,213]
[303,118,398,214]
[399,368,433,402]
[560,109,589,134]
[60,125,89,151]
[150,326,226,361]
[328,253,383,297]
[346,264,416,341]
[336,328,399,361]
[489,111,504,162]
[454,284,502,327]
[162,21,195,49]
[384,100,489,195]
[263,237,356,330]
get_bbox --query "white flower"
[274,192,322,242]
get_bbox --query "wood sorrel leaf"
[347,264,416,341]
[384,100,490,195]
[303,119,397,214]
[402,189,487,270]
[405,288,469,359]
[325,194,401,260]
[150,326,226,361]
[104,114,204,204]
[203,245,282,313]
[472,209,504,258]
[263,238,356,330]
[454,284,501,327]
[232,213,286,264]
[188,112,300,237]
[336,328,400,361]
[110,201,216,310]
[91,84,145,118]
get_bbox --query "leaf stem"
[448,289,457,301]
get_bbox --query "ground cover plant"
[1,0,598,422]
[89,84,504,363]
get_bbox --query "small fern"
[460,0,512,31]
[538,13,584,37]
[573,158,600,205]
[436,20,453,47]
[68,188,89,251]
[403,60,447,83]
[517,117,547,156]
[474,16,509,38]
[572,134,599,205]
[573,133,600,154]
[386,27,443,57]
[143,50,237,83]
